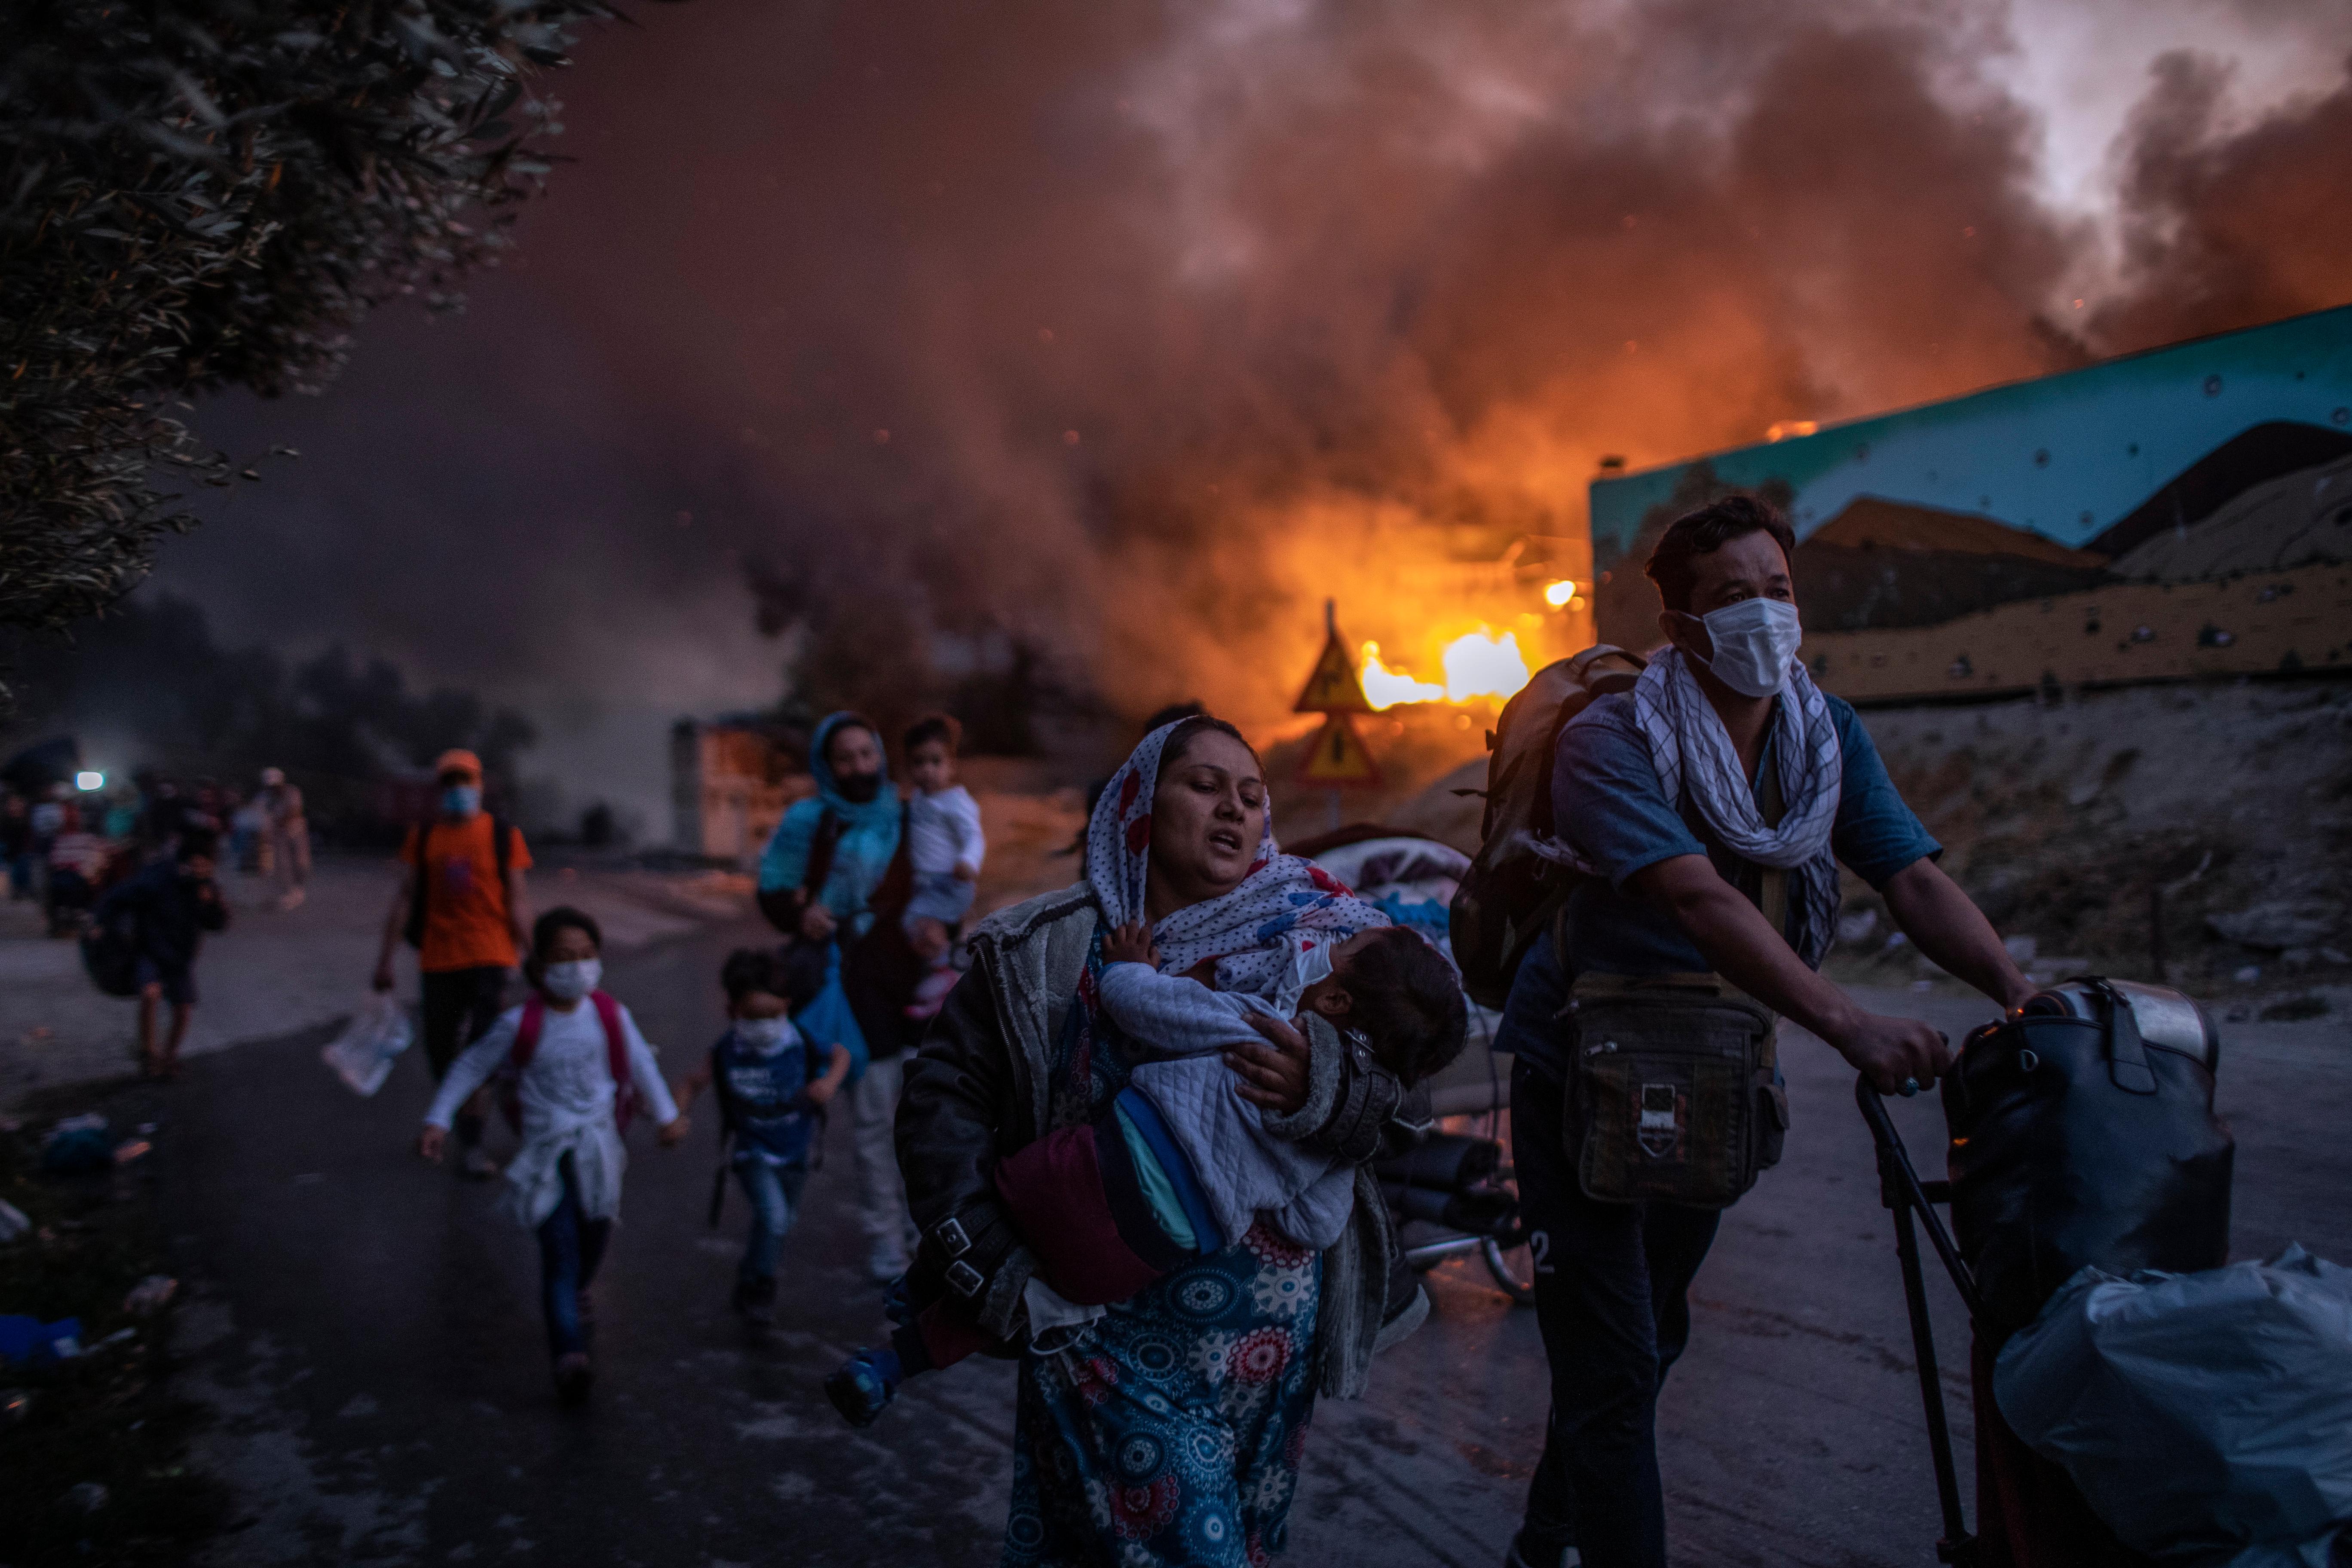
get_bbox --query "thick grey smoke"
[167,0,2352,785]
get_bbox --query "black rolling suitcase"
[1857,977,2233,1567]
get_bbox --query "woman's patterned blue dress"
[1002,947,1323,1568]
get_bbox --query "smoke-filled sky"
[159,0,2352,824]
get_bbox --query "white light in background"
[1543,579,1577,607]
[76,771,104,790]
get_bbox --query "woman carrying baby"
[896,715,1466,1566]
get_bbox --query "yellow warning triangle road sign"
[1294,600,1373,714]
[1297,714,1382,787]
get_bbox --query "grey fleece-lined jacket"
[894,881,1424,1399]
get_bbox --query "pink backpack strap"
[499,995,546,1133]
[591,991,635,1131]
[511,995,547,1069]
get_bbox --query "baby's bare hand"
[1102,920,1159,967]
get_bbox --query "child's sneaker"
[824,1347,900,1428]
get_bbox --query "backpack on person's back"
[1449,644,1648,1010]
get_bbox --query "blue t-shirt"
[711,1026,823,1167]
[1499,690,1939,1079]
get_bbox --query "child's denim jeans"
[536,1155,610,1359]
[736,1161,810,1286]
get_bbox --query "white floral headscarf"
[1087,720,1388,1007]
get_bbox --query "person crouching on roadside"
[417,906,688,1405]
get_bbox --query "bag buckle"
[930,1216,972,1259]
[945,1259,986,1298]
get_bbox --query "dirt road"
[158,920,2351,1566]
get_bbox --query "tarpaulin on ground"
[1995,1246,2352,1567]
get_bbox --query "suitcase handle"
[1856,1079,1987,1325]
[1857,1077,1984,1566]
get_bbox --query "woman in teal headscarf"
[758,712,903,943]
[756,711,925,1280]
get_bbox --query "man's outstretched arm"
[1879,857,2037,1011]
[1629,854,1951,1093]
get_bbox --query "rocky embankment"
[1829,679,2352,1018]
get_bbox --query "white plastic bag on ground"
[321,995,413,1097]
[1994,1245,2352,1568]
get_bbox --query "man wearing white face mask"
[1496,496,2037,1568]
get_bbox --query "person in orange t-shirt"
[373,749,532,1177]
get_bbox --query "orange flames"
[1359,627,1533,710]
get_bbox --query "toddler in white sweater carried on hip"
[900,713,985,1019]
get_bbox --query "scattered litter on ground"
[112,1138,152,1165]
[1,1387,31,1423]
[64,1479,109,1511]
[123,1276,177,1316]
[41,1115,111,1176]
[0,1198,29,1243]
[0,1315,82,1364]
[321,994,414,1096]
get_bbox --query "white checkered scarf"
[1632,647,1843,966]
[1087,721,1389,1004]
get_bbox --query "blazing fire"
[1359,628,1532,710]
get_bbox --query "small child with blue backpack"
[671,948,851,1326]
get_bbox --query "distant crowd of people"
[2,766,309,937]
[5,764,308,1077]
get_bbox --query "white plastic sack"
[1994,1245,2352,1568]
[320,995,414,1097]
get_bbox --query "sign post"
[1292,601,1381,832]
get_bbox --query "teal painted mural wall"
[1587,304,2352,554]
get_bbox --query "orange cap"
[433,749,483,783]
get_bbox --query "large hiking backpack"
[1449,645,1647,1009]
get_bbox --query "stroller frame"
[1857,1077,1990,1568]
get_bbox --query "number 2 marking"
[1528,1229,1554,1274]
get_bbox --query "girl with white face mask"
[418,907,690,1405]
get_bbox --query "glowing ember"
[1360,642,1444,709]
[1543,579,1577,607]
[1441,628,1529,702]
[1358,629,1532,710]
